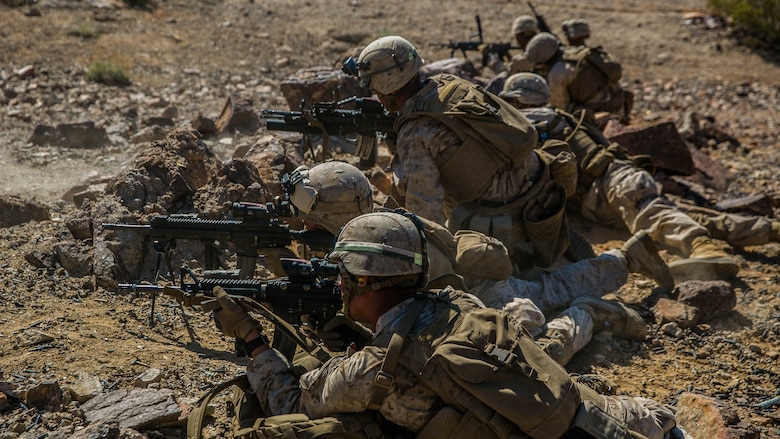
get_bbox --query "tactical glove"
[212,286,263,340]
[316,314,373,352]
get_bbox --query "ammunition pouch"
[540,142,578,197]
[567,128,615,181]
[454,230,514,281]
[416,407,503,439]
[562,401,641,439]
[521,180,569,268]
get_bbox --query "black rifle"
[527,2,554,35]
[119,258,354,359]
[261,96,397,169]
[103,201,335,280]
[434,15,521,66]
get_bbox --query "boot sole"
[668,257,740,282]
[571,296,648,340]
[625,233,675,291]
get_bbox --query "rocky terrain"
[0,0,779,438]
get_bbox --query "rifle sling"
[368,297,428,410]
[240,297,332,364]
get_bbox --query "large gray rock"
[69,372,104,403]
[81,388,183,430]
[0,195,50,227]
[55,240,93,277]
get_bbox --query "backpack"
[562,46,622,104]
[396,74,538,204]
[370,291,637,439]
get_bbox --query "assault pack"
[372,290,640,439]
[396,74,538,204]
[561,45,623,105]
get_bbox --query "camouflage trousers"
[671,200,774,247]
[578,160,772,253]
[469,250,628,365]
[578,160,709,256]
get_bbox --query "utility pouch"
[416,407,499,439]
[454,230,514,280]
[543,147,578,197]
[562,401,639,439]
[521,181,569,268]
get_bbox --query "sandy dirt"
[0,0,779,437]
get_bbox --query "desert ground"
[0,0,779,437]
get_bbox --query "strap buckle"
[485,343,517,365]
[374,370,395,390]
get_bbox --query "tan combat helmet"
[512,15,539,36]
[328,211,428,317]
[331,211,427,279]
[562,18,590,45]
[512,15,540,49]
[355,36,424,95]
[284,161,373,235]
[525,32,561,66]
[499,72,550,106]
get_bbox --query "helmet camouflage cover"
[356,36,424,94]
[285,161,373,235]
[329,211,426,279]
[512,15,539,36]
[562,18,590,40]
[500,72,550,106]
[525,32,561,65]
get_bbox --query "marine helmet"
[512,15,539,36]
[354,36,424,94]
[283,161,373,235]
[525,32,561,65]
[562,18,590,42]
[330,211,427,282]
[499,72,550,106]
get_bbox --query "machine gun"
[119,258,353,359]
[527,2,554,35]
[261,96,397,169]
[103,201,336,280]
[434,15,521,67]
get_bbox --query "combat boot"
[668,236,739,282]
[621,231,675,291]
[571,296,648,340]
[536,328,575,366]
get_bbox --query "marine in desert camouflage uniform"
[499,72,753,281]
[507,14,539,75]
[211,210,692,439]
[343,35,572,272]
[525,31,632,123]
[562,18,591,47]
[283,161,672,364]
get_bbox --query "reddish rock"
[651,298,700,328]
[605,121,695,176]
[215,94,260,134]
[279,67,370,111]
[676,392,760,439]
[676,280,737,321]
[0,194,50,227]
